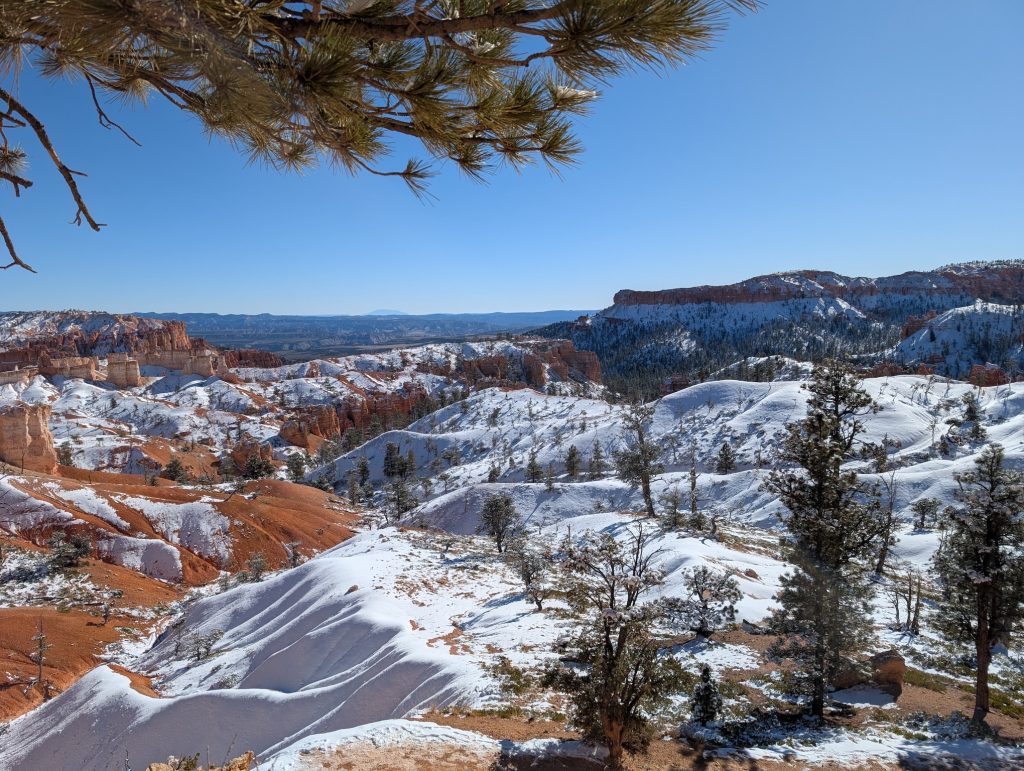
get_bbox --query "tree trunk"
[874,535,890,575]
[811,643,827,719]
[973,627,991,728]
[604,716,625,769]
[641,473,655,518]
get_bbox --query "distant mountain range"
[538,260,1024,395]
[132,309,593,359]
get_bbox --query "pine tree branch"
[276,3,577,43]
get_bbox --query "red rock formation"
[0,402,58,474]
[228,440,275,472]
[612,264,1024,308]
[279,405,342,451]
[522,341,601,387]
[221,349,284,369]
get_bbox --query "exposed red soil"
[2,473,356,722]
[0,607,141,720]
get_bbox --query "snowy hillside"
[891,301,1024,377]
[3,355,1024,769]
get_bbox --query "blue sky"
[1,1,1022,315]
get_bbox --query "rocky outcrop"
[0,402,58,474]
[279,405,341,451]
[38,353,99,380]
[146,751,255,771]
[228,440,274,472]
[106,352,142,388]
[221,349,284,369]
[525,340,601,386]
[834,649,906,701]
[0,365,37,386]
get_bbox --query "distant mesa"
[364,309,409,316]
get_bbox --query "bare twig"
[0,84,105,232]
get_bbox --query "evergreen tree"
[48,530,90,570]
[910,497,940,529]
[243,453,275,480]
[764,360,886,719]
[509,546,551,611]
[658,484,687,530]
[479,493,521,554]
[404,448,416,479]
[714,441,736,474]
[346,470,360,506]
[161,457,188,482]
[688,450,704,530]
[614,403,664,518]
[933,444,1024,730]
[383,442,403,479]
[565,445,581,480]
[526,449,543,483]
[670,565,741,638]
[589,440,607,480]
[244,552,268,582]
[357,456,371,487]
[487,464,500,483]
[384,478,416,523]
[286,453,307,483]
[56,442,74,467]
[545,462,556,492]
[690,665,722,726]
[544,525,689,768]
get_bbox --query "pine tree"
[688,450,704,530]
[690,664,722,726]
[244,552,268,582]
[545,462,556,492]
[286,452,307,483]
[670,565,742,638]
[383,442,403,479]
[910,497,940,530]
[658,484,687,530]
[161,457,188,482]
[589,440,607,480]
[764,360,886,719]
[48,530,90,570]
[715,441,736,474]
[405,448,416,478]
[526,449,543,483]
[479,493,521,554]
[544,524,689,768]
[933,443,1024,730]
[242,453,275,480]
[565,445,581,479]
[614,403,664,518]
[384,478,416,523]
[346,470,359,506]
[357,456,371,487]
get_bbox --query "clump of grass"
[487,656,535,697]
[990,689,1024,719]
[904,667,953,693]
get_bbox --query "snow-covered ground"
[3,369,1024,769]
